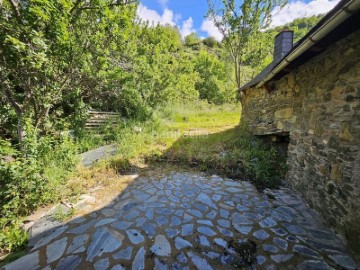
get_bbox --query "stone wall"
[240,29,360,259]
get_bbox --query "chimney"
[274,29,294,64]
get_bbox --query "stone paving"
[3,171,358,270]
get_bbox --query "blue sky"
[137,0,340,40]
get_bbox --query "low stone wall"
[240,29,360,259]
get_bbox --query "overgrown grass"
[160,125,285,189]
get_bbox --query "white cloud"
[180,17,196,38]
[137,4,196,39]
[136,3,175,26]
[157,0,169,8]
[271,0,340,26]
[200,18,223,41]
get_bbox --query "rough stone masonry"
[240,29,360,260]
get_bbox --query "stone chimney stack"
[274,28,294,64]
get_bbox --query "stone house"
[239,0,360,259]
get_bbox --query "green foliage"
[194,50,235,104]
[184,32,201,48]
[163,124,284,189]
[207,0,286,88]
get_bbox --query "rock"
[56,255,82,270]
[329,254,358,269]
[66,234,89,254]
[197,226,216,236]
[175,237,193,250]
[132,247,145,270]
[94,258,110,270]
[3,251,40,270]
[113,246,133,260]
[253,229,270,240]
[196,193,217,209]
[46,237,67,264]
[150,235,171,257]
[31,225,68,250]
[181,224,194,236]
[86,227,124,262]
[126,229,144,245]
[271,254,293,263]
[187,252,213,270]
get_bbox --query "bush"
[0,126,78,254]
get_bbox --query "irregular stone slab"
[182,224,194,236]
[145,209,154,220]
[86,227,124,262]
[94,258,110,270]
[151,235,171,257]
[113,246,133,260]
[154,258,168,270]
[270,227,288,236]
[217,219,230,228]
[32,225,68,250]
[177,252,188,263]
[95,218,117,228]
[170,216,182,226]
[256,255,267,265]
[67,220,97,234]
[166,228,180,238]
[218,227,234,237]
[196,193,217,209]
[196,235,211,247]
[142,222,156,238]
[112,221,133,230]
[273,237,288,251]
[293,245,321,259]
[206,210,217,219]
[219,209,229,219]
[155,216,169,226]
[234,225,252,235]
[263,244,278,253]
[226,187,242,193]
[232,213,253,225]
[126,229,144,244]
[132,190,151,201]
[3,251,39,270]
[283,223,306,235]
[123,210,140,221]
[260,217,277,228]
[175,237,193,250]
[212,194,222,202]
[253,229,270,240]
[329,254,358,269]
[188,209,203,218]
[296,260,332,270]
[198,226,216,236]
[187,252,213,270]
[112,265,125,270]
[66,234,89,254]
[132,247,145,270]
[46,237,68,264]
[56,255,82,270]
[197,220,213,227]
[271,254,293,263]
[203,252,220,260]
[136,217,147,227]
[214,238,227,249]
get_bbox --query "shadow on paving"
[2,167,358,269]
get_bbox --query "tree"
[207,0,286,88]
[0,0,137,144]
[184,32,201,48]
